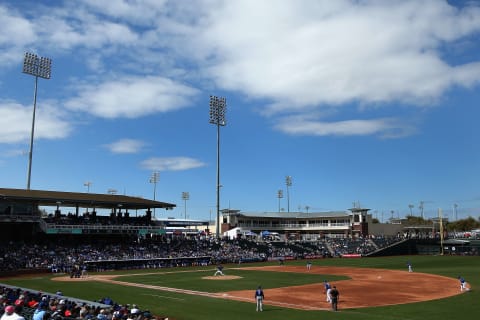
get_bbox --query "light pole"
[84,181,92,193]
[22,52,52,190]
[419,201,424,219]
[277,189,283,212]
[84,181,92,213]
[408,204,414,216]
[182,192,190,219]
[285,176,292,212]
[209,95,226,238]
[149,171,160,218]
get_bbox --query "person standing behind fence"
[254,286,265,312]
[329,286,340,311]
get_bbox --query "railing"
[44,223,162,231]
[41,223,165,235]
[236,222,350,231]
[0,214,41,222]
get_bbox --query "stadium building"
[0,187,176,241]
[220,207,371,240]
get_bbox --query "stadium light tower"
[22,52,52,190]
[285,176,292,212]
[84,181,92,213]
[419,201,424,219]
[209,95,226,238]
[408,204,414,216]
[277,189,283,212]
[149,171,160,218]
[182,192,190,219]
[84,181,92,193]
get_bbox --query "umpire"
[330,286,340,311]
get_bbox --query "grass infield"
[1,255,478,320]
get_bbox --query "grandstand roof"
[0,187,175,210]
[228,211,351,219]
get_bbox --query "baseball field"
[1,255,478,320]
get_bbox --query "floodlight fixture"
[23,52,52,79]
[209,95,226,126]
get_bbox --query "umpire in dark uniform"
[330,286,340,311]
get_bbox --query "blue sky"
[1,0,480,222]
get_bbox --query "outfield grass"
[2,255,478,320]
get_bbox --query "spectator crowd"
[0,235,407,273]
[0,285,165,320]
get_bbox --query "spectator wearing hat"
[97,309,107,320]
[14,295,25,307]
[27,296,39,309]
[129,305,140,316]
[1,305,24,320]
[33,303,49,320]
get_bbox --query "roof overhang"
[0,188,175,211]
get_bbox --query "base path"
[52,265,462,310]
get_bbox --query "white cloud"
[81,0,169,26]
[0,6,35,45]
[105,139,146,154]
[141,157,207,171]
[0,6,36,68]
[274,114,416,139]
[0,101,72,144]
[65,76,200,119]
[42,15,139,51]
[184,0,480,111]
[2,148,27,158]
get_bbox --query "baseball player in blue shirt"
[459,276,470,291]
[407,261,413,272]
[255,286,265,311]
[214,264,224,276]
[324,280,332,302]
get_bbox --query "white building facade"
[220,208,371,241]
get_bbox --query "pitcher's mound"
[202,275,242,280]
